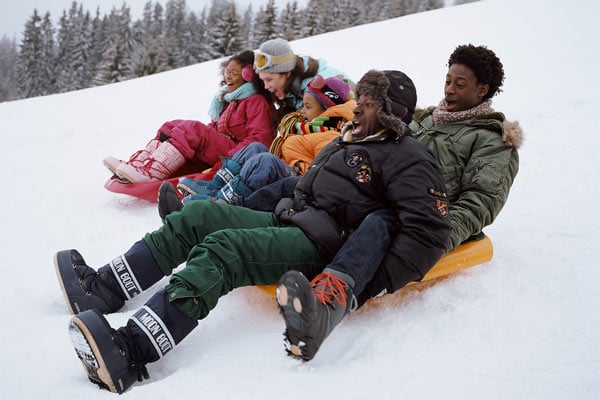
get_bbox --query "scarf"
[432,99,494,126]
[208,82,257,121]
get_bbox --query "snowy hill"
[0,0,598,398]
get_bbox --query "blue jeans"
[185,142,296,204]
[327,209,398,296]
[230,141,269,164]
[233,176,300,212]
[239,152,296,190]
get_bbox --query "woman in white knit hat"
[254,38,352,124]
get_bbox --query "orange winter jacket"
[280,100,356,175]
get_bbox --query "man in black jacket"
[276,70,451,361]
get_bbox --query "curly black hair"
[448,44,505,100]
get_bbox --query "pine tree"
[253,0,282,46]
[17,9,53,98]
[318,0,343,35]
[163,0,188,68]
[279,1,301,41]
[180,11,205,65]
[38,12,57,94]
[240,5,254,49]
[194,9,213,62]
[0,35,19,102]
[421,0,445,11]
[56,2,93,92]
[300,1,320,38]
[209,2,243,58]
[131,1,169,76]
[340,0,362,28]
[87,9,106,81]
[93,5,136,85]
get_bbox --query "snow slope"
[0,0,598,398]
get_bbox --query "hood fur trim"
[502,120,523,148]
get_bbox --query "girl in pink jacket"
[104,50,274,184]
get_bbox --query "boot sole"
[69,311,120,393]
[276,271,317,361]
[102,159,119,175]
[175,182,197,196]
[113,168,141,184]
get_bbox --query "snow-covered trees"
[16,10,56,98]
[4,0,448,102]
[0,36,18,102]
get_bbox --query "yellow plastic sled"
[256,235,493,297]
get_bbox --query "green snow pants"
[143,200,325,319]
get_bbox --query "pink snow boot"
[103,139,160,175]
[115,141,185,183]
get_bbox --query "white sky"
[1,0,308,40]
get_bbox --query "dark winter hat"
[254,38,297,73]
[355,69,417,134]
[384,70,417,123]
[305,75,352,109]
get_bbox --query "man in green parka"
[410,94,522,250]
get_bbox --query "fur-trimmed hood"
[501,120,523,149]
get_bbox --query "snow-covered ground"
[0,0,598,398]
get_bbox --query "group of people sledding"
[54,38,523,393]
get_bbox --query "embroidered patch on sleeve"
[428,187,449,219]
[436,198,449,219]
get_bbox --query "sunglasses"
[254,51,295,71]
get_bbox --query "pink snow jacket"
[156,94,273,166]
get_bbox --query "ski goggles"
[254,51,296,71]
[306,75,345,108]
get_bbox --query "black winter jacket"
[276,129,451,295]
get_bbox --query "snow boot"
[177,158,242,197]
[68,289,198,393]
[54,240,164,315]
[276,268,356,361]
[103,139,160,175]
[158,181,183,223]
[115,141,185,184]
[215,175,254,204]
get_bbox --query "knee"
[362,210,398,236]
[247,153,280,173]
[234,142,269,164]
[245,142,269,153]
